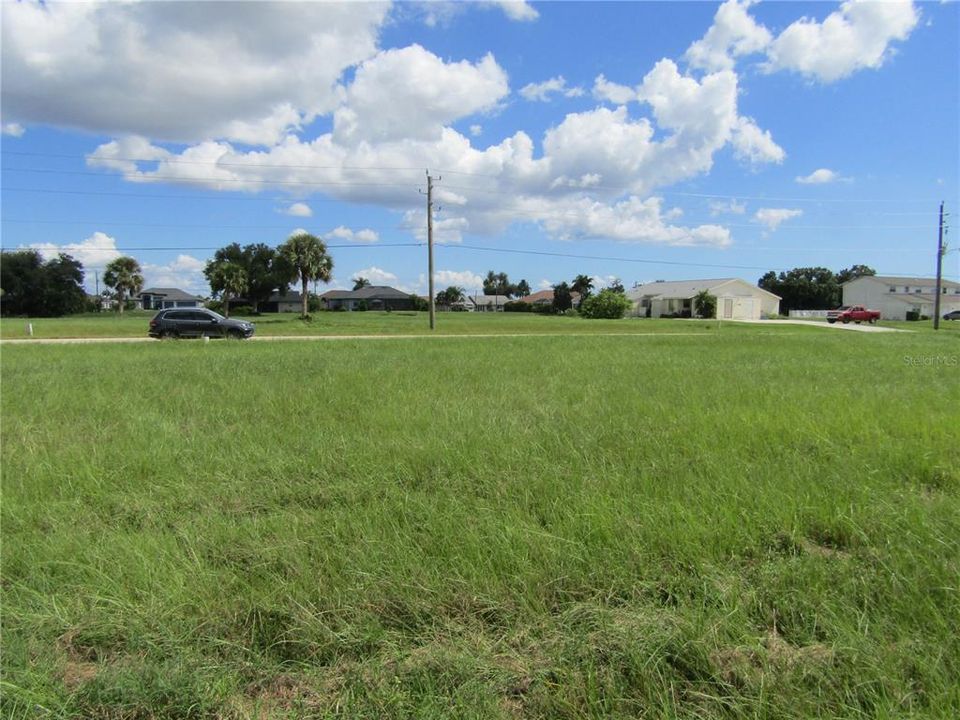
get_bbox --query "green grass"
[3,310,959,341]
[2,328,958,718]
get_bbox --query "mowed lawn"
[4,309,958,339]
[1,328,958,718]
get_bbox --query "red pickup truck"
[827,305,881,324]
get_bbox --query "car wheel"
[229,329,245,340]
[827,319,836,324]
[842,318,849,324]
[159,329,176,339]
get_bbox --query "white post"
[26,323,33,337]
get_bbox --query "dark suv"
[149,308,255,339]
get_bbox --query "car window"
[189,311,212,321]
[166,311,188,320]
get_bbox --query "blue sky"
[2,0,957,297]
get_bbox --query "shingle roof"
[139,287,203,301]
[850,275,960,288]
[320,285,412,300]
[626,278,780,301]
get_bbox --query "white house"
[465,294,511,312]
[626,278,780,320]
[842,275,960,321]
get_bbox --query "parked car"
[944,310,960,321]
[826,305,881,324]
[149,308,255,339]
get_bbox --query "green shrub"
[504,301,532,312]
[231,305,254,316]
[694,291,717,319]
[579,289,632,319]
[906,310,920,321]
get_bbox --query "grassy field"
[3,310,959,339]
[2,325,958,718]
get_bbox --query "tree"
[552,282,573,313]
[515,279,531,297]
[0,250,86,317]
[759,267,840,313]
[835,264,876,286]
[204,260,248,318]
[352,276,371,290]
[571,274,594,304]
[209,243,289,313]
[693,290,717,319]
[436,286,465,309]
[278,232,333,319]
[103,256,144,315]
[580,288,632,319]
[608,278,626,295]
[483,270,515,297]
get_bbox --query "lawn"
[1,327,958,718]
[4,310,958,340]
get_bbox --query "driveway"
[731,319,909,332]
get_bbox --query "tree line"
[758,264,876,313]
[0,232,334,319]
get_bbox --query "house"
[137,287,203,310]
[516,289,582,308]
[842,275,960,321]
[626,278,780,319]
[261,291,301,313]
[465,294,512,312]
[320,285,417,311]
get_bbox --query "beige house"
[626,278,780,319]
[842,275,960,321]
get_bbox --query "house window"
[889,286,896,292]
[915,288,922,294]
[904,286,910,293]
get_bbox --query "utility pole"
[934,201,945,330]
[426,171,439,330]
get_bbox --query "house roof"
[847,275,960,288]
[517,289,582,304]
[467,294,511,306]
[626,278,780,301]
[320,285,412,300]
[138,287,203,301]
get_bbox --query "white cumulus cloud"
[352,266,398,286]
[2,122,25,137]
[796,168,840,184]
[326,226,379,244]
[763,0,919,83]
[754,208,803,230]
[520,76,584,102]
[731,116,786,165]
[282,202,313,217]
[490,1,539,22]
[0,1,389,145]
[25,231,122,268]
[143,255,208,294]
[685,0,772,72]
[434,270,485,290]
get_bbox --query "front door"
[723,298,733,319]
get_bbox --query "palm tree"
[571,274,594,306]
[103,256,144,315]
[352,276,371,290]
[205,260,248,318]
[278,232,333,319]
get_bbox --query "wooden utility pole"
[933,201,945,330]
[426,171,438,330]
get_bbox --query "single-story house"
[226,291,301,313]
[626,278,781,319]
[842,275,960,321]
[321,285,417,311]
[516,289,582,308]
[138,287,203,310]
[465,294,512,312]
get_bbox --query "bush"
[504,301,532,312]
[694,291,716,319]
[205,300,224,313]
[579,289,632,319]
[563,308,579,317]
[231,305,254,316]
[906,310,920,321]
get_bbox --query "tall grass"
[2,329,958,718]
